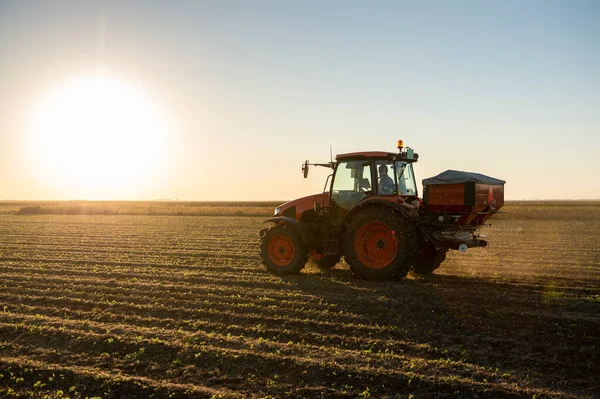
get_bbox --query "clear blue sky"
[1,0,599,200]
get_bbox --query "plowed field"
[1,215,599,398]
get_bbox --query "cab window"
[375,161,397,195]
[331,161,372,210]
[396,162,417,195]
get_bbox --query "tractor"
[259,140,505,280]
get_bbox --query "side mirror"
[302,160,309,178]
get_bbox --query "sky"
[1,0,599,201]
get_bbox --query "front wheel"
[343,208,417,280]
[261,224,308,275]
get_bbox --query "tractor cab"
[330,149,419,217]
[277,141,420,223]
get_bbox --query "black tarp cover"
[423,170,505,186]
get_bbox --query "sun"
[28,74,169,199]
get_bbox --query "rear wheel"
[261,224,308,275]
[309,251,341,269]
[413,237,447,275]
[343,208,417,280]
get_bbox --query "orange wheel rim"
[267,234,295,266]
[354,222,398,269]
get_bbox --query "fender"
[262,216,314,247]
[342,198,419,229]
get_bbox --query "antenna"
[329,145,333,164]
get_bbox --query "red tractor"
[260,141,505,280]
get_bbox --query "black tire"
[413,236,447,275]
[260,224,308,275]
[310,254,342,269]
[343,207,418,280]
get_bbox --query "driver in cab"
[377,164,395,195]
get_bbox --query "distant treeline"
[3,201,280,217]
[2,200,599,220]
[494,201,600,221]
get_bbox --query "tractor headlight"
[274,207,281,216]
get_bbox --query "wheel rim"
[354,222,398,269]
[267,234,295,266]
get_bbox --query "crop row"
[0,312,550,399]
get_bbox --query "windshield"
[396,162,417,196]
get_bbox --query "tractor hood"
[275,193,329,220]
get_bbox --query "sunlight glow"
[28,74,169,199]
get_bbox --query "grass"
[3,200,599,219]
[495,200,600,221]
[1,200,279,217]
